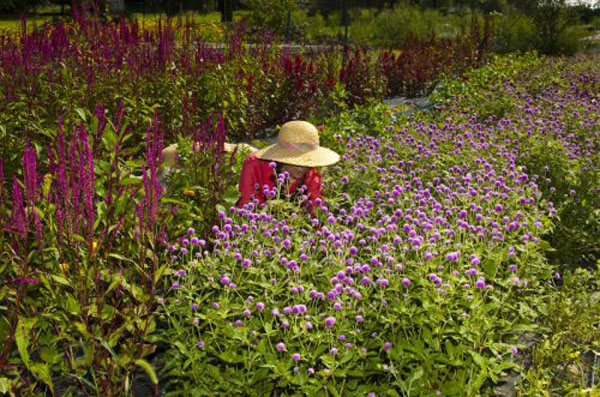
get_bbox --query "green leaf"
[15,319,32,366]
[75,108,87,122]
[50,274,71,287]
[410,367,424,382]
[0,377,12,394]
[386,389,400,397]
[219,352,244,364]
[30,362,54,393]
[135,359,159,385]
[65,294,81,316]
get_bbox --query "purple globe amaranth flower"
[475,280,486,289]
[198,340,205,349]
[276,342,286,351]
[445,251,460,262]
[376,278,389,287]
[383,342,393,351]
[269,162,277,169]
[292,353,301,361]
[256,302,265,311]
[330,347,339,355]
[325,316,336,327]
[402,278,411,286]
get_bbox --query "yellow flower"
[183,189,196,197]
[60,263,69,273]
[42,173,53,197]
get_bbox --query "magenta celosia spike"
[11,175,27,239]
[0,158,4,205]
[33,208,43,251]
[22,139,37,205]
[56,117,68,204]
[55,195,64,246]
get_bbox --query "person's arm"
[303,169,323,214]
[236,155,262,209]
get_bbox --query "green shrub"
[493,11,538,53]
[240,0,298,37]
[519,267,600,394]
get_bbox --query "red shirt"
[235,153,322,213]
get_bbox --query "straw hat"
[254,121,340,167]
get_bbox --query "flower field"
[0,11,599,397]
[155,54,599,395]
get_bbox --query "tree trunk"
[219,0,233,23]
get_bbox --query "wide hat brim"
[254,144,340,167]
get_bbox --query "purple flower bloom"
[276,342,286,351]
[383,342,392,351]
[325,316,336,327]
[256,302,265,311]
[292,353,301,362]
[402,278,411,286]
[198,340,205,349]
[376,278,389,287]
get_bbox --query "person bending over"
[235,120,340,214]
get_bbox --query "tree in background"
[241,0,298,35]
[219,0,234,22]
[0,0,44,13]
